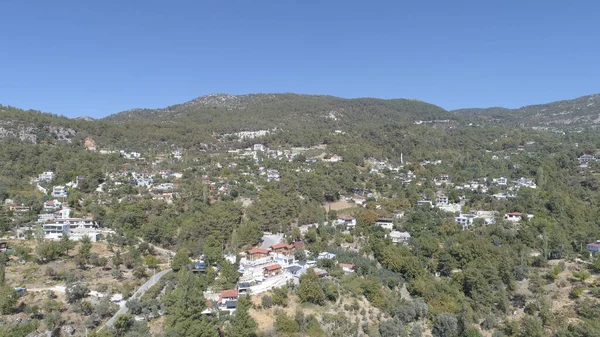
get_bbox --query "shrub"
[261,295,273,309]
[275,313,300,334]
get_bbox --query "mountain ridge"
[452,93,600,127]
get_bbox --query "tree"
[519,316,544,337]
[163,270,212,336]
[432,314,458,337]
[76,235,93,268]
[44,310,62,332]
[379,317,406,337]
[0,286,17,314]
[229,296,257,337]
[60,233,76,255]
[66,283,90,303]
[202,235,222,265]
[297,269,325,305]
[275,313,300,334]
[113,314,134,337]
[171,248,191,272]
[36,241,63,263]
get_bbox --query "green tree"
[163,270,216,337]
[171,248,191,272]
[0,286,17,314]
[275,313,300,334]
[297,269,325,305]
[76,235,93,268]
[229,296,257,337]
[60,233,76,255]
[432,314,458,337]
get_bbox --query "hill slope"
[453,93,600,127]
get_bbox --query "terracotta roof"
[271,243,293,250]
[264,264,282,271]
[338,216,354,221]
[339,263,355,269]
[587,242,600,249]
[293,241,304,249]
[506,212,522,216]
[219,289,238,298]
[247,248,270,255]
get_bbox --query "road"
[101,268,172,330]
[259,233,284,249]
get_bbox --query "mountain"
[104,93,453,132]
[453,93,600,127]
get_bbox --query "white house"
[389,231,411,244]
[503,212,532,222]
[436,194,449,205]
[494,177,508,186]
[336,216,356,229]
[516,177,537,189]
[38,171,55,182]
[43,199,62,211]
[51,186,68,198]
[253,144,266,152]
[375,218,394,231]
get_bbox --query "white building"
[335,216,356,229]
[494,177,508,186]
[253,144,266,152]
[375,218,394,231]
[51,186,68,198]
[38,171,55,182]
[389,231,411,244]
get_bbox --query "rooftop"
[219,289,239,298]
[264,264,282,271]
[247,248,270,255]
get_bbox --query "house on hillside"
[43,199,62,211]
[586,241,600,256]
[375,218,394,231]
[504,212,523,222]
[339,263,355,273]
[263,264,282,278]
[389,230,411,244]
[38,171,55,182]
[247,248,270,262]
[52,186,68,198]
[436,194,449,205]
[336,216,356,229]
[218,289,239,306]
[494,177,508,186]
[579,154,596,164]
[270,243,294,257]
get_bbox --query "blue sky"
[1,0,600,118]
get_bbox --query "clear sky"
[1,0,600,118]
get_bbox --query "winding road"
[100,268,172,330]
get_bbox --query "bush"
[272,286,289,307]
[261,295,273,309]
[432,313,458,337]
[65,283,90,304]
[275,313,300,334]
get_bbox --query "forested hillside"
[453,94,600,128]
[2,93,600,337]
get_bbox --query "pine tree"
[229,296,257,337]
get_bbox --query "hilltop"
[103,93,453,132]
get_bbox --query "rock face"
[0,121,77,143]
[84,137,97,151]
